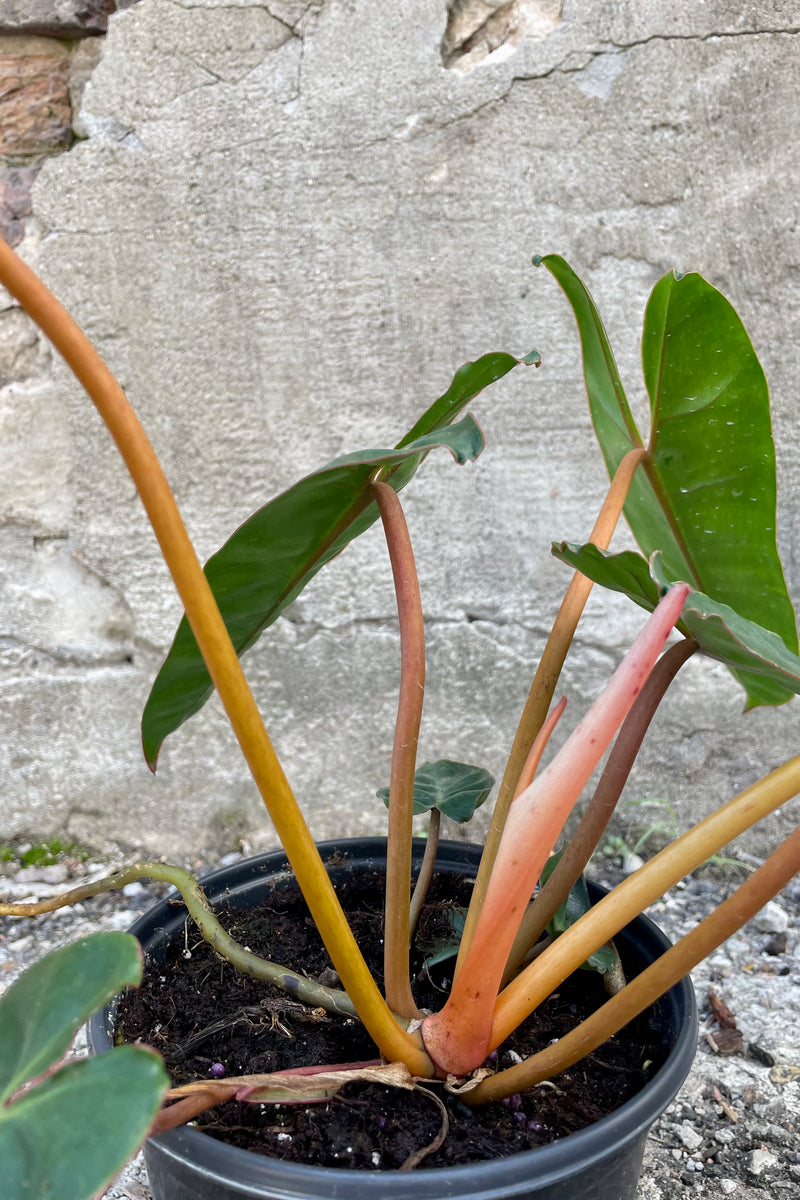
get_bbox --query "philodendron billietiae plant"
[2,238,800,1133]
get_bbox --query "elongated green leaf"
[552,542,800,702]
[377,759,494,822]
[0,1049,167,1200]
[0,933,143,1104]
[399,350,539,446]
[540,256,797,707]
[142,416,484,766]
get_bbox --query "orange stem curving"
[0,238,430,1075]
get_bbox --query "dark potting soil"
[118,858,672,1171]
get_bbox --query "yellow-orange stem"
[455,447,648,977]
[0,238,430,1074]
[470,820,800,1103]
[491,754,800,1050]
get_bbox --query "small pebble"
[208,1063,226,1078]
[720,1180,738,1195]
[677,1121,704,1153]
[764,931,788,956]
[748,1042,776,1067]
[752,902,789,935]
[20,864,69,885]
[746,1148,778,1176]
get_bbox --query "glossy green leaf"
[650,555,800,705]
[0,1049,167,1200]
[377,759,495,822]
[551,542,660,613]
[398,349,540,446]
[142,415,485,766]
[0,933,143,1104]
[642,271,796,650]
[552,542,800,702]
[540,256,797,707]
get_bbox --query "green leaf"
[552,542,660,612]
[398,350,540,446]
[650,555,800,705]
[0,1049,167,1200]
[552,542,800,702]
[418,906,467,970]
[539,854,614,975]
[377,759,494,822]
[0,934,168,1200]
[142,416,484,767]
[0,933,143,1104]
[540,256,797,708]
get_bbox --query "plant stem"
[491,753,800,1051]
[456,447,648,976]
[470,820,800,1103]
[0,240,430,1075]
[512,696,568,799]
[503,636,697,982]
[373,480,425,1021]
[421,587,687,1077]
[0,863,361,1018]
[409,807,441,939]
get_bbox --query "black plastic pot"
[89,838,697,1200]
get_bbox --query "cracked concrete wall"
[2,0,800,859]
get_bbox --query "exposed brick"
[0,164,40,247]
[0,0,115,38]
[0,46,71,161]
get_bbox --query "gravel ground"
[1,850,798,1200]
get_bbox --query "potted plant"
[1,239,799,1200]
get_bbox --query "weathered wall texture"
[2,0,800,858]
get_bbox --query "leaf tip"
[141,732,160,775]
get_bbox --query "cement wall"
[2,0,800,860]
